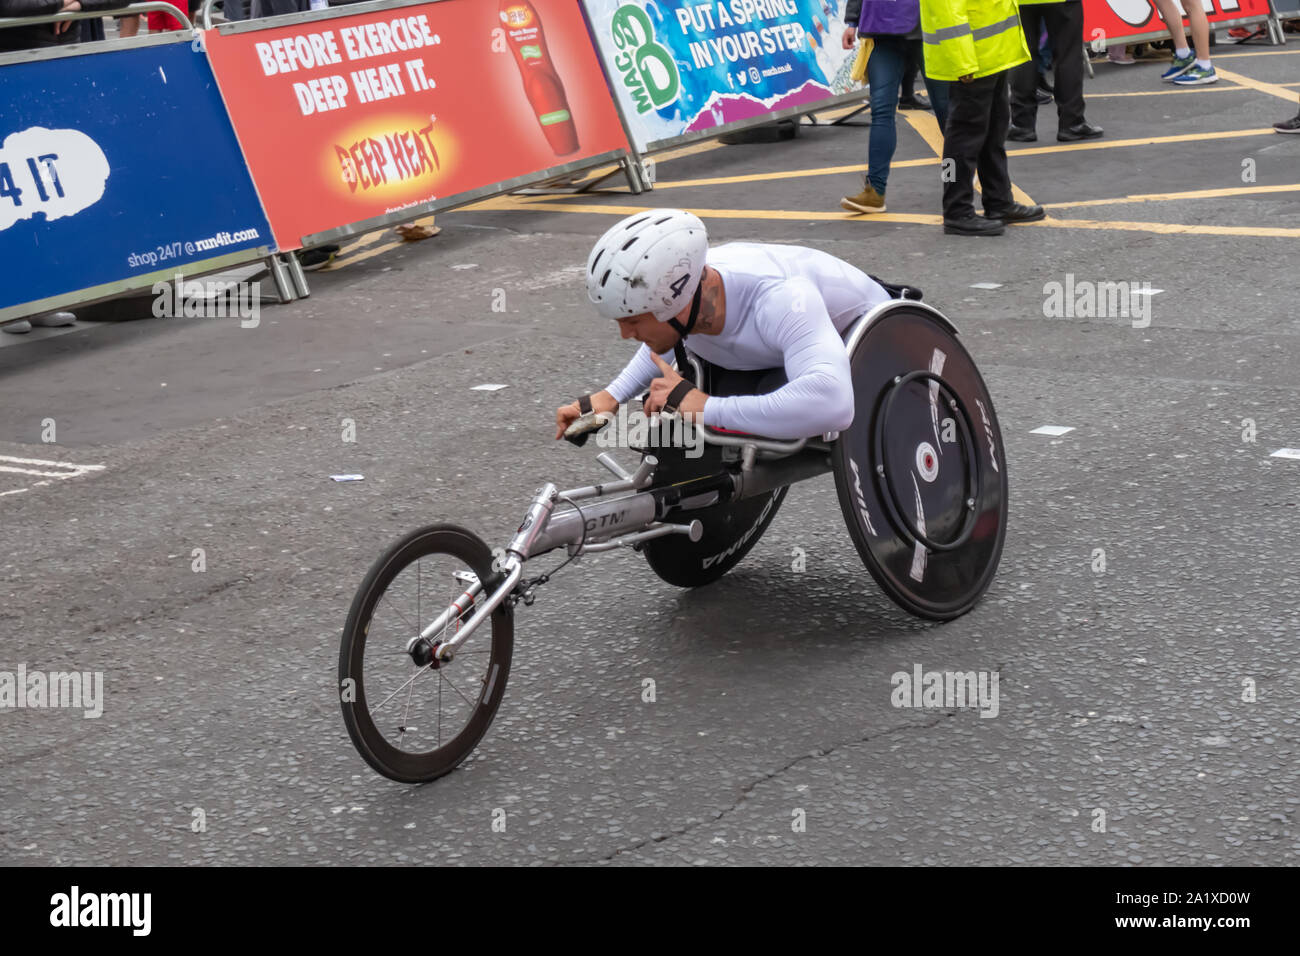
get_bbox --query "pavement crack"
[554,713,956,865]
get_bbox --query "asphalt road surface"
[1,45,1298,866]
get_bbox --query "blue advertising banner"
[581,0,864,152]
[0,38,272,319]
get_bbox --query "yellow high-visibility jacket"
[919,0,1030,82]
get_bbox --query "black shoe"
[898,94,931,110]
[1007,125,1037,142]
[983,202,1045,224]
[1057,122,1104,142]
[298,243,341,270]
[943,215,1005,236]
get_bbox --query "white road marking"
[1030,425,1075,436]
[0,454,105,499]
[970,282,1003,290]
[471,383,509,391]
[1269,448,1300,459]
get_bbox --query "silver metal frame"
[200,0,438,32]
[0,2,190,34]
[1,247,274,322]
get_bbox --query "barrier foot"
[622,157,647,194]
[808,104,870,127]
[513,160,644,196]
[266,253,295,303]
[285,253,311,299]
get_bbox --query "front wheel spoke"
[369,666,433,715]
[438,671,477,710]
[374,592,420,636]
[397,674,418,744]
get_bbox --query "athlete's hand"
[645,353,707,418]
[555,390,617,439]
[959,73,974,84]
[842,26,856,49]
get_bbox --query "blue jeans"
[865,36,950,195]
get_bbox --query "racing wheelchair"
[339,295,1008,783]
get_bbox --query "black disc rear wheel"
[832,305,1008,620]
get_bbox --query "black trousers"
[1010,1,1086,130]
[901,43,920,98]
[942,70,1014,219]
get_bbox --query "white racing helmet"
[586,209,708,322]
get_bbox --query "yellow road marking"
[1046,183,1300,209]
[645,127,1275,191]
[1207,49,1300,59]
[459,198,1300,238]
[1211,67,1300,104]
[1031,217,1300,238]
[326,216,439,270]
[322,240,404,269]
[336,227,388,255]
[900,110,946,158]
[902,109,1036,207]
[1006,126,1275,158]
[1087,85,1249,97]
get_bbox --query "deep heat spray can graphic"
[500,1,579,156]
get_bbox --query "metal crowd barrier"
[0,4,296,322]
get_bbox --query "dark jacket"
[0,0,119,53]
[845,0,920,37]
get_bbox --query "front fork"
[405,483,559,665]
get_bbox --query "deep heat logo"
[335,121,439,194]
[609,4,680,114]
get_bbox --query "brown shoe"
[840,185,886,214]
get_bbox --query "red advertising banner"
[204,0,630,249]
[1083,0,1274,45]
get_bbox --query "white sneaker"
[30,311,75,328]
[1,319,32,334]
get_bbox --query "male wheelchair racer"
[338,287,1008,783]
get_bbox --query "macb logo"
[610,4,681,114]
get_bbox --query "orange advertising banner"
[204,0,630,249]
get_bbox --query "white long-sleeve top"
[604,242,892,440]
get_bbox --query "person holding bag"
[840,0,950,215]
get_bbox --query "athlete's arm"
[556,343,675,439]
[604,343,675,405]
[701,279,855,440]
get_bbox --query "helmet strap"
[665,279,704,386]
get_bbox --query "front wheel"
[339,524,513,783]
